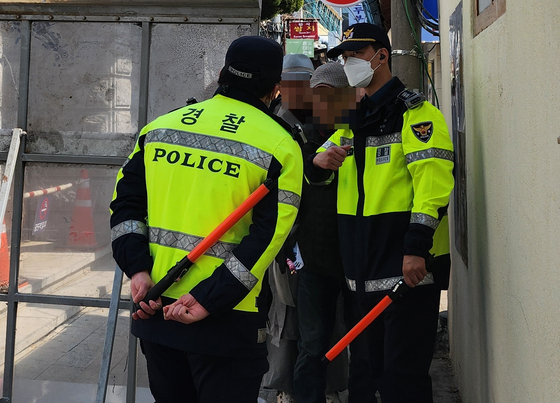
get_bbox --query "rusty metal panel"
[0,1,261,21]
[147,23,252,121]
[0,21,21,151]
[26,21,142,156]
[0,0,258,5]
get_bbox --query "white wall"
[438,1,560,402]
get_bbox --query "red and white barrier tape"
[23,182,74,199]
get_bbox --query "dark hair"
[218,69,277,99]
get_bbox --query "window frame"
[474,0,506,36]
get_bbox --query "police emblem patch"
[343,27,354,40]
[411,121,433,143]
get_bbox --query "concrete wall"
[0,5,258,155]
[438,1,560,402]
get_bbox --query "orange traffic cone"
[0,220,9,292]
[67,169,98,249]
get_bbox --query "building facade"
[438,1,560,401]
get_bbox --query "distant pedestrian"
[293,62,360,403]
[263,53,315,403]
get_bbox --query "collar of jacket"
[214,85,293,135]
[214,85,270,114]
[360,76,406,122]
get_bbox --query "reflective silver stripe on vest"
[340,137,353,146]
[122,157,130,169]
[365,276,402,292]
[405,148,454,164]
[321,140,337,150]
[224,254,258,290]
[149,227,236,259]
[366,132,402,147]
[278,189,301,209]
[111,220,148,242]
[410,213,440,230]
[323,137,353,150]
[346,273,434,292]
[146,128,273,170]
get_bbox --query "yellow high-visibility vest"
[113,94,303,312]
[316,100,454,261]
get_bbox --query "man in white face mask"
[327,23,393,94]
[303,23,455,403]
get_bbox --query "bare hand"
[402,255,427,288]
[130,271,162,320]
[163,293,209,325]
[313,145,352,171]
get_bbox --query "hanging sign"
[290,21,319,40]
[285,39,315,57]
[321,0,363,7]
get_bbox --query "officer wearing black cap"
[327,22,392,58]
[305,23,455,403]
[111,36,303,403]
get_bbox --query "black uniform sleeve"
[304,153,333,184]
[110,134,153,278]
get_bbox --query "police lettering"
[220,113,246,133]
[181,108,204,125]
[152,148,241,178]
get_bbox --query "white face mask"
[343,49,381,88]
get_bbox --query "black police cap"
[223,36,283,84]
[327,23,391,59]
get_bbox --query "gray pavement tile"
[11,379,153,403]
[14,358,53,380]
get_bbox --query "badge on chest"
[376,146,391,164]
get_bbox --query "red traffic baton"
[135,178,276,313]
[324,279,410,362]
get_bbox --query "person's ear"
[379,48,389,61]
[272,84,281,99]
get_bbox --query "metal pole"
[118,20,152,403]
[138,21,151,132]
[2,19,31,401]
[391,0,421,91]
[95,267,125,403]
[126,306,138,403]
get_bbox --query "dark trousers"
[293,269,351,403]
[140,339,268,403]
[348,287,441,403]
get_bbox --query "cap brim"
[281,71,312,81]
[282,67,314,74]
[327,40,375,59]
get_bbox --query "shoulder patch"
[397,90,426,110]
[411,121,433,143]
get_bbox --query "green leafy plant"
[261,0,304,20]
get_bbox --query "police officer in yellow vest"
[305,24,454,403]
[110,36,303,403]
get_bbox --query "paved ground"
[0,241,148,402]
[0,242,462,402]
